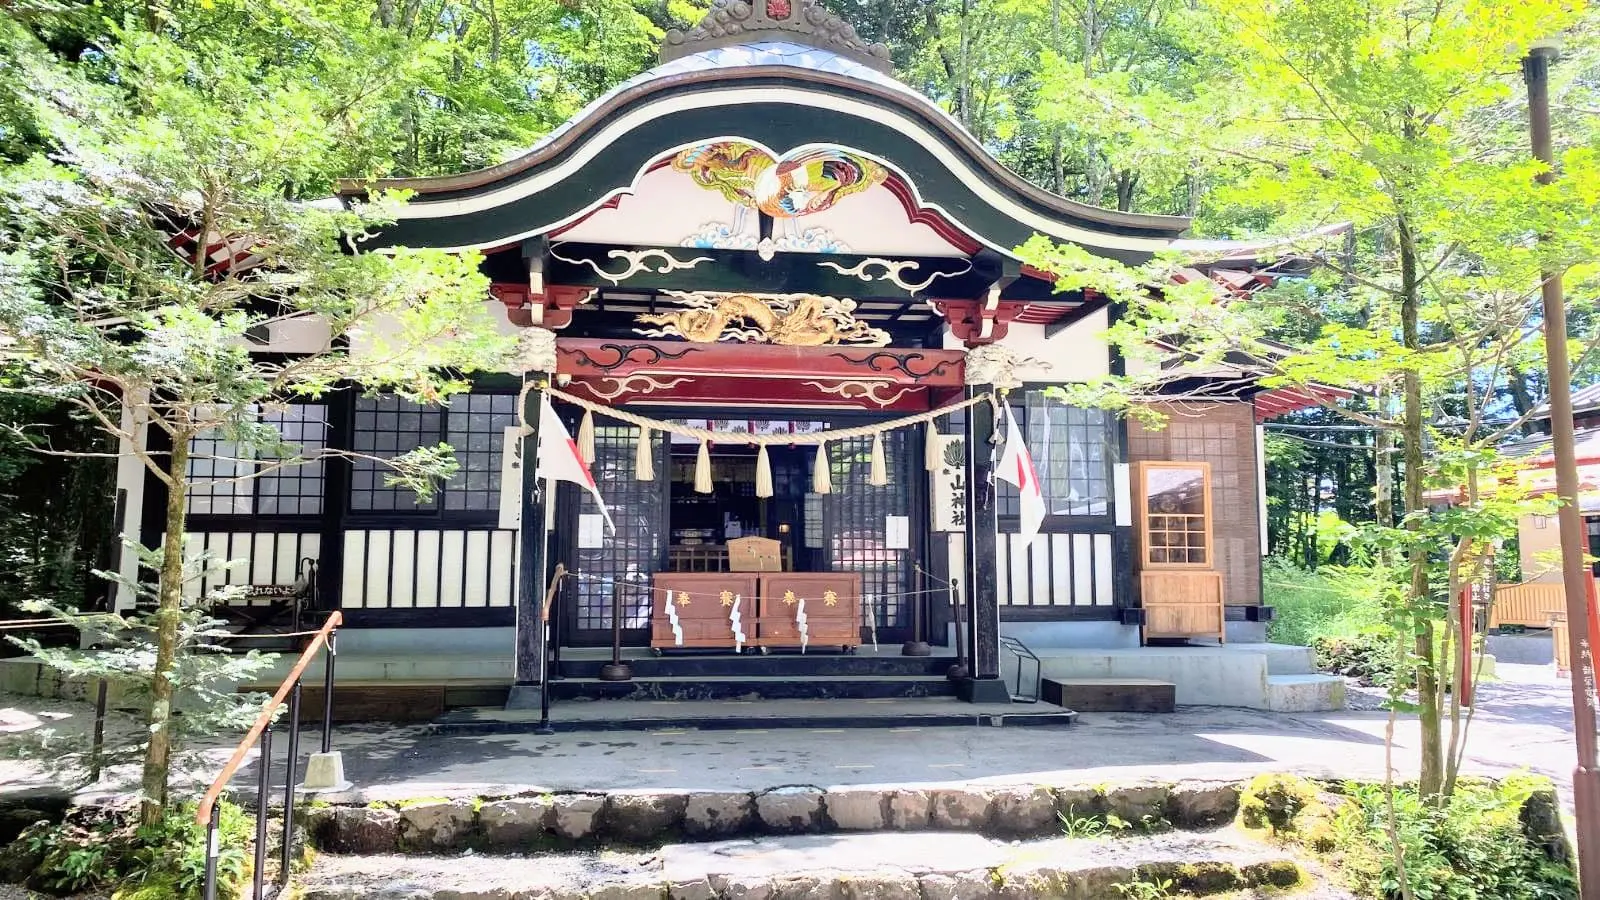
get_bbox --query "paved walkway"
[1,663,1584,810]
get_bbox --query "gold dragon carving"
[636,291,891,347]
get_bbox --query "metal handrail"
[196,610,342,900]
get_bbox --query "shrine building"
[109,0,1346,717]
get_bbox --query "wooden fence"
[1489,582,1571,629]
[1552,613,1571,676]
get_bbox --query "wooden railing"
[1489,582,1571,629]
[196,611,342,900]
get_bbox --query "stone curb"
[302,779,1243,853]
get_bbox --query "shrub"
[1264,558,1390,648]
[20,800,251,899]
[1313,632,1402,685]
[1257,775,1575,899]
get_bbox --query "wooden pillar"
[508,380,549,708]
[1107,302,1140,624]
[960,384,1009,702]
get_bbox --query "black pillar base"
[956,677,1012,704]
[504,683,543,710]
[598,663,634,682]
[901,640,932,657]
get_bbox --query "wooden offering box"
[651,573,759,650]
[754,572,862,651]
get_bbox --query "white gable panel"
[557,164,755,248]
[556,158,968,257]
[794,186,968,257]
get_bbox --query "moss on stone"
[1238,774,1320,837]
[1240,859,1303,889]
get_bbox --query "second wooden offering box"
[754,572,862,651]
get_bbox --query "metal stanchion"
[252,726,272,898]
[321,630,336,754]
[281,681,302,882]
[89,679,107,783]
[202,803,221,900]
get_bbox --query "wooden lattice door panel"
[561,424,667,646]
[822,430,914,638]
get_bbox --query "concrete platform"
[429,696,1077,734]
[1023,643,1344,710]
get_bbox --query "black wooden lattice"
[567,424,666,640]
[823,430,914,633]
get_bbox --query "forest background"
[1,0,1597,621]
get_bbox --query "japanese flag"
[538,396,614,532]
[996,404,1045,548]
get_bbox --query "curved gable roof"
[342,41,1191,263]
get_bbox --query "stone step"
[1041,677,1176,713]
[297,831,1311,899]
[1264,674,1347,712]
[549,674,959,701]
[427,696,1075,734]
[558,653,956,679]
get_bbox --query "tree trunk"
[957,0,972,130]
[1398,214,1443,800]
[1050,0,1065,195]
[139,435,189,827]
[1116,170,1138,212]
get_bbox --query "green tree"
[0,13,515,824]
[1023,0,1600,811]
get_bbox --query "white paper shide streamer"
[795,596,809,654]
[665,591,685,646]
[729,593,745,652]
[867,597,879,652]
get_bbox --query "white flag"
[996,404,1045,548]
[537,396,614,532]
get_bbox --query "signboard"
[931,434,966,532]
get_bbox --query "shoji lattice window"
[350,396,443,512]
[256,406,329,515]
[444,393,518,511]
[187,404,329,516]
[998,390,1114,522]
[349,392,515,514]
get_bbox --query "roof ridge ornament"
[662,0,893,73]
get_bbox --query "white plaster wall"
[941,310,1111,383]
[347,298,518,361]
[249,314,332,354]
[113,394,150,612]
[1519,514,1563,583]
